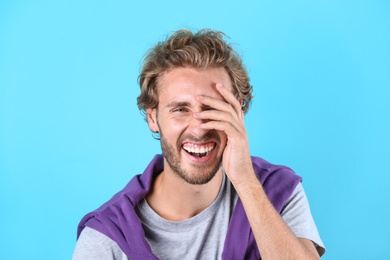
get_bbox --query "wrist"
[230,171,266,198]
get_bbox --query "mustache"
[177,130,221,146]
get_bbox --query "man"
[73,29,325,259]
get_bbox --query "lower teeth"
[190,152,208,158]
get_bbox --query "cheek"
[159,117,189,137]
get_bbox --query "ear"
[146,108,159,133]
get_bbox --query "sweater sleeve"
[73,227,129,260]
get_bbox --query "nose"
[187,111,209,138]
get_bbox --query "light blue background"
[1,0,389,259]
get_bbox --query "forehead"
[157,67,233,103]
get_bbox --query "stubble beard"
[159,129,223,185]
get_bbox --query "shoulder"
[80,154,165,229]
[251,156,297,177]
[251,156,302,212]
[76,155,165,258]
[73,227,128,260]
[251,156,301,183]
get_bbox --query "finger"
[200,120,242,139]
[201,121,248,150]
[197,95,240,122]
[215,84,243,120]
[195,110,242,133]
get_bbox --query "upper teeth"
[183,143,214,154]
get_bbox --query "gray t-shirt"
[73,176,325,260]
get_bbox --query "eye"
[203,105,215,111]
[172,107,189,113]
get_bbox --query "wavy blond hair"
[137,29,253,118]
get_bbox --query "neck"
[146,165,223,222]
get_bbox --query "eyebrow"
[165,101,214,111]
[165,101,192,109]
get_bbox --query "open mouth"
[182,142,215,159]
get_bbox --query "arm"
[233,175,320,259]
[196,84,320,259]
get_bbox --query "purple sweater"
[77,154,301,259]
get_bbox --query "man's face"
[147,67,234,185]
